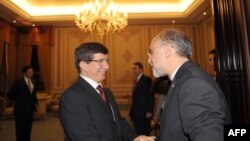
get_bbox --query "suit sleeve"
[59,90,100,141]
[105,88,138,141]
[117,107,138,141]
[146,77,154,114]
[179,78,226,141]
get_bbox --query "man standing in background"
[129,62,154,135]
[8,65,38,141]
[208,49,216,79]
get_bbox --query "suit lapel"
[103,88,118,121]
[161,61,193,118]
[22,78,32,95]
[133,74,144,93]
[78,77,114,119]
[136,74,144,86]
[162,81,176,109]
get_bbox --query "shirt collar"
[80,74,101,90]
[24,76,31,83]
[136,73,143,81]
[170,65,182,81]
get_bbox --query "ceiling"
[0,0,212,27]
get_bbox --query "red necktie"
[96,85,107,102]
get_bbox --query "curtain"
[213,0,250,124]
[0,41,3,71]
[17,26,53,92]
[0,20,17,97]
[37,27,53,92]
[6,26,18,94]
[17,27,33,76]
[0,43,6,97]
[243,0,250,99]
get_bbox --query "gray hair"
[157,29,192,58]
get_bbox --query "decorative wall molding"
[51,20,215,97]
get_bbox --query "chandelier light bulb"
[75,0,128,38]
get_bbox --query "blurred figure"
[208,49,216,79]
[59,42,155,141]
[129,62,154,135]
[148,29,231,141]
[7,65,38,141]
[151,76,171,122]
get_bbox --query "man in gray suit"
[59,42,155,141]
[147,29,231,141]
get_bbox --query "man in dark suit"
[147,29,231,141]
[129,62,154,135]
[59,42,155,141]
[8,65,38,141]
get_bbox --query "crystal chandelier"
[75,0,128,38]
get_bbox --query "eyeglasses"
[87,59,109,64]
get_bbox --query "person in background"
[151,76,171,122]
[59,42,155,141]
[7,65,38,141]
[208,49,216,79]
[129,62,154,135]
[147,29,231,141]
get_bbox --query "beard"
[152,67,165,78]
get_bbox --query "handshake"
[134,135,156,141]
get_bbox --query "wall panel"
[50,20,215,97]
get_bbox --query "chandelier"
[75,0,128,38]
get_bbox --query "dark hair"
[22,65,33,73]
[209,49,216,55]
[75,42,108,72]
[134,62,143,70]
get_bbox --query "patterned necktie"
[28,79,32,93]
[96,85,107,102]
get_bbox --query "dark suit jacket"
[158,61,231,141]
[7,78,38,116]
[59,77,137,141]
[129,74,154,118]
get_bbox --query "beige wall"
[50,16,215,97]
[197,16,216,75]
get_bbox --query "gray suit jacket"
[59,77,137,141]
[158,61,231,141]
